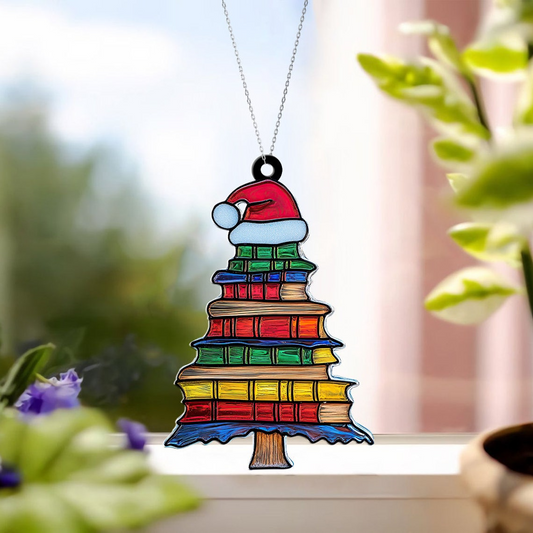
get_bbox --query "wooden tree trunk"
[249,431,292,469]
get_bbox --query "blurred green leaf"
[399,20,471,76]
[448,222,523,265]
[456,135,533,210]
[463,38,528,76]
[68,451,150,484]
[0,408,200,533]
[0,487,90,533]
[447,172,470,192]
[514,0,533,22]
[43,426,115,483]
[448,222,492,255]
[0,344,54,407]
[56,476,198,532]
[357,54,489,138]
[495,0,516,9]
[425,266,519,324]
[486,221,525,264]
[515,63,533,124]
[486,0,533,34]
[0,408,27,465]
[18,408,113,482]
[432,137,476,163]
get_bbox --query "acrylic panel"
[166,157,373,469]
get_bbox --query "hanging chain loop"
[221,0,309,162]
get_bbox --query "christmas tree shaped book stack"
[165,164,374,469]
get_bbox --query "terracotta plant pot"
[461,423,533,533]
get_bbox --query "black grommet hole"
[261,164,274,177]
[252,155,283,181]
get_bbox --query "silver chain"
[221,0,309,161]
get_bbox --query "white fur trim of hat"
[229,219,308,245]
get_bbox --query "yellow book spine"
[312,347,338,364]
[180,380,350,402]
[218,380,249,400]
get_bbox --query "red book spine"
[222,285,235,299]
[297,317,320,338]
[250,283,264,300]
[207,318,223,337]
[180,401,213,423]
[207,316,321,338]
[259,316,291,338]
[220,283,281,300]
[223,318,232,337]
[237,284,248,299]
[180,401,321,423]
[265,283,280,300]
[235,317,254,337]
[218,401,254,421]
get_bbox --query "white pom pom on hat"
[212,202,240,229]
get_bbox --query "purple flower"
[118,418,147,451]
[15,369,82,416]
[0,463,21,489]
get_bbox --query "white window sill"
[146,434,485,533]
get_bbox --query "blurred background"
[0,0,528,433]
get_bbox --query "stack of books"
[166,241,374,447]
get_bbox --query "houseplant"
[0,343,199,532]
[359,0,533,530]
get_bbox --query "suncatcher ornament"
[165,0,373,469]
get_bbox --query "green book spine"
[196,345,315,365]
[227,258,316,273]
[235,243,300,260]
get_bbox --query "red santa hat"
[212,179,308,245]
